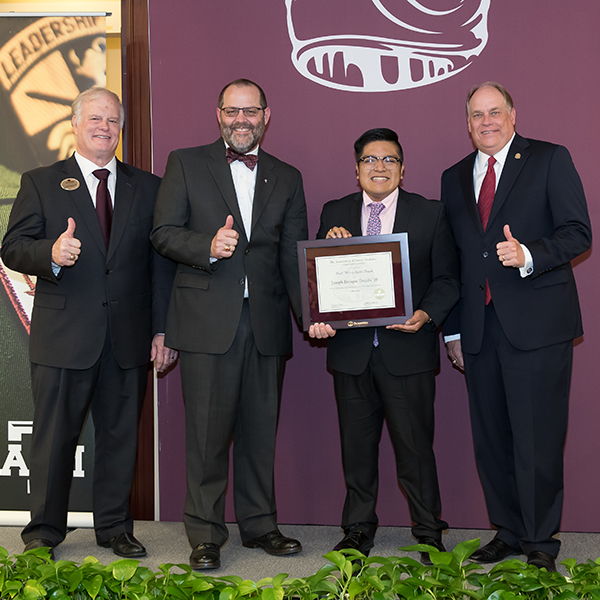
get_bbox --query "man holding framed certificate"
[309,128,459,564]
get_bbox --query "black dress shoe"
[470,538,517,563]
[242,529,302,556]
[527,550,557,572]
[98,532,147,558]
[24,539,55,561]
[190,542,221,570]
[416,536,445,566]
[333,528,374,556]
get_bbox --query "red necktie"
[226,147,259,171]
[478,156,496,230]
[478,157,496,304]
[93,169,113,248]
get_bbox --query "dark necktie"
[478,157,496,304]
[93,169,113,248]
[226,147,259,171]
[366,202,385,346]
[478,156,496,230]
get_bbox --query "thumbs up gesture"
[496,224,525,268]
[210,215,239,259]
[52,217,81,266]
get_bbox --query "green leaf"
[23,580,47,600]
[111,559,139,581]
[166,584,189,600]
[82,574,103,600]
[237,580,258,596]
[261,587,284,600]
[451,538,481,563]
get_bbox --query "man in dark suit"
[309,128,459,564]
[441,82,592,572]
[1,87,176,559]
[151,79,308,570]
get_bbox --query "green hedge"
[2,539,600,600]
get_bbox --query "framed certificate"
[297,234,413,330]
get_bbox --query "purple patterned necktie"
[478,157,496,304]
[367,202,385,346]
[93,169,113,248]
[226,147,259,171]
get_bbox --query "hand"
[151,334,178,373]
[496,224,525,268]
[386,309,429,333]
[52,218,81,266]
[308,322,336,338]
[446,339,464,370]
[326,226,352,239]
[210,215,239,259]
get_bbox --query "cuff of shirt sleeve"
[444,333,461,343]
[519,244,534,277]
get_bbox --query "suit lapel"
[252,149,276,233]
[348,193,363,236]
[392,188,413,233]
[458,152,483,234]
[487,134,530,230]
[207,139,246,240]
[107,160,135,262]
[62,156,107,256]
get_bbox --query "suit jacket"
[317,189,460,376]
[441,133,592,353]
[151,138,308,356]
[1,155,173,370]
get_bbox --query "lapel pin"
[60,178,80,191]
[515,153,521,160]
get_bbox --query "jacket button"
[239,278,245,285]
[483,251,488,258]
[245,249,250,255]
[105,269,111,275]
[479,285,485,291]
[102,301,108,307]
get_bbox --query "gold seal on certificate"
[297,234,413,330]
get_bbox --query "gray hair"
[466,81,514,116]
[71,87,124,128]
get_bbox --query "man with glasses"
[309,128,459,563]
[151,79,308,570]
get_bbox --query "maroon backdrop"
[148,0,599,533]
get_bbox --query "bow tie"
[226,147,258,171]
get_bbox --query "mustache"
[229,121,255,132]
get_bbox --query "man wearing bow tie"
[1,87,176,560]
[441,82,592,571]
[151,79,308,570]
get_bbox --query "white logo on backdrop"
[286,0,490,92]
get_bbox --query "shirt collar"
[362,187,399,210]
[74,152,117,178]
[475,132,516,171]
[223,141,259,156]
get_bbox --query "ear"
[355,163,360,179]
[399,163,405,180]
[263,106,271,126]
[510,107,516,126]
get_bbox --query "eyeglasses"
[220,106,265,118]
[358,155,402,169]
